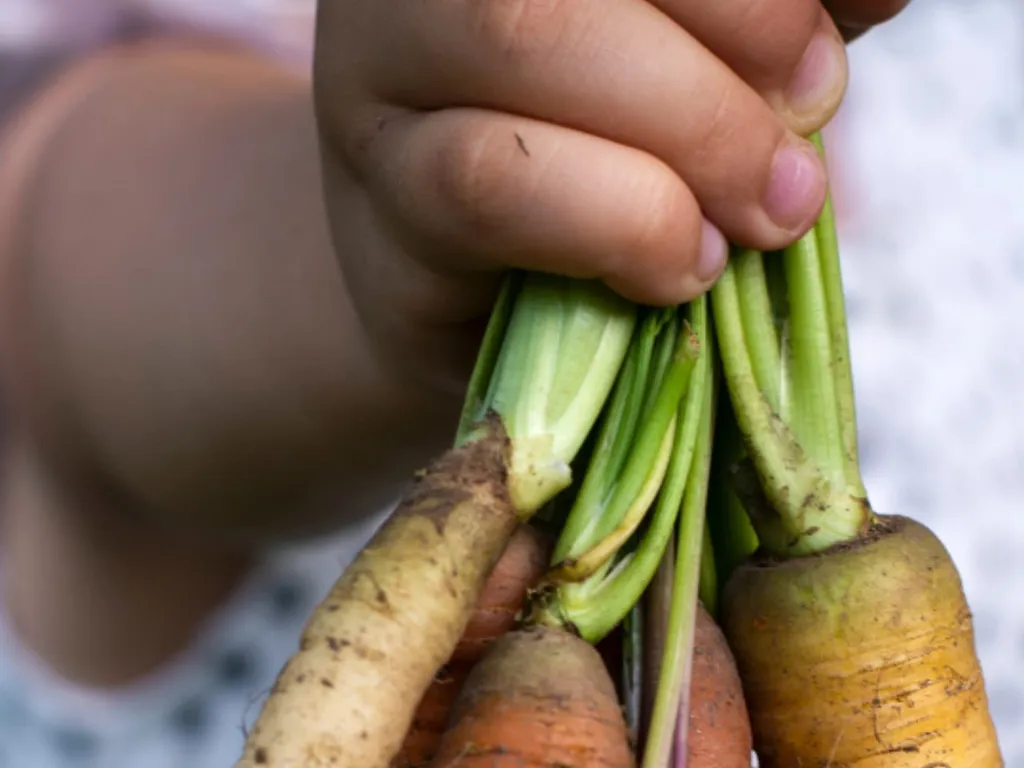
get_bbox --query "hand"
[824,0,912,40]
[315,0,850,393]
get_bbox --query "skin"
[721,516,1002,767]
[0,1,911,685]
[431,625,633,768]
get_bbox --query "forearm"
[0,41,458,541]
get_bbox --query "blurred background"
[0,0,1021,766]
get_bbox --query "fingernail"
[696,219,728,282]
[764,140,826,232]
[786,32,846,119]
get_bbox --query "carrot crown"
[457,273,637,515]
[524,298,714,644]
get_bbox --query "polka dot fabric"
[0,1,1021,766]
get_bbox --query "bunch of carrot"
[234,132,1003,768]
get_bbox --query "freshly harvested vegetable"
[686,604,751,768]
[532,299,712,645]
[431,626,634,768]
[642,557,753,768]
[711,134,1002,766]
[637,360,743,768]
[393,661,474,768]
[237,430,516,768]
[704,395,758,594]
[427,297,717,768]
[392,525,552,767]
[451,525,553,664]
[237,275,635,768]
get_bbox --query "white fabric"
[0,0,1022,765]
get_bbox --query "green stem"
[698,524,718,619]
[460,274,637,514]
[554,310,676,562]
[543,300,711,642]
[548,419,678,585]
[641,536,675,752]
[623,604,644,750]
[709,134,873,557]
[782,227,845,482]
[711,263,840,555]
[641,361,716,768]
[706,394,759,591]
[811,133,866,496]
[733,249,781,411]
[456,272,522,445]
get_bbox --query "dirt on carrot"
[722,515,1002,767]
[392,525,553,767]
[431,625,635,768]
[687,603,752,768]
[236,426,518,768]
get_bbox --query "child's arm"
[0,41,457,542]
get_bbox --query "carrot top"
[457,273,636,515]
[710,133,874,559]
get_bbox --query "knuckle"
[693,79,749,164]
[709,0,821,80]
[435,121,517,235]
[629,174,697,264]
[471,0,575,63]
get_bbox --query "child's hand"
[315,0,852,391]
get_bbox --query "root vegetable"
[430,626,634,768]
[710,133,1002,765]
[238,428,516,768]
[453,525,552,663]
[428,300,715,768]
[723,516,999,766]
[393,525,553,767]
[237,275,634,768]
[687,603,751,768]
[392,661,474,768]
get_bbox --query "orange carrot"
[453,525,552,663]
[392,526,553,768]
[430,626,634,768]
[686,604,751,768]
[392,661,475,768]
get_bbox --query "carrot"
[686,603,751,768]
[392,525,553,768]
[236,275,635,768]
[416,299,712,768]
[392,661,475,768]
[710,133,1002,765]
[723,516,998,766]
[453,525,552,664]
[237,427,517,768]
[430,626,634,768]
